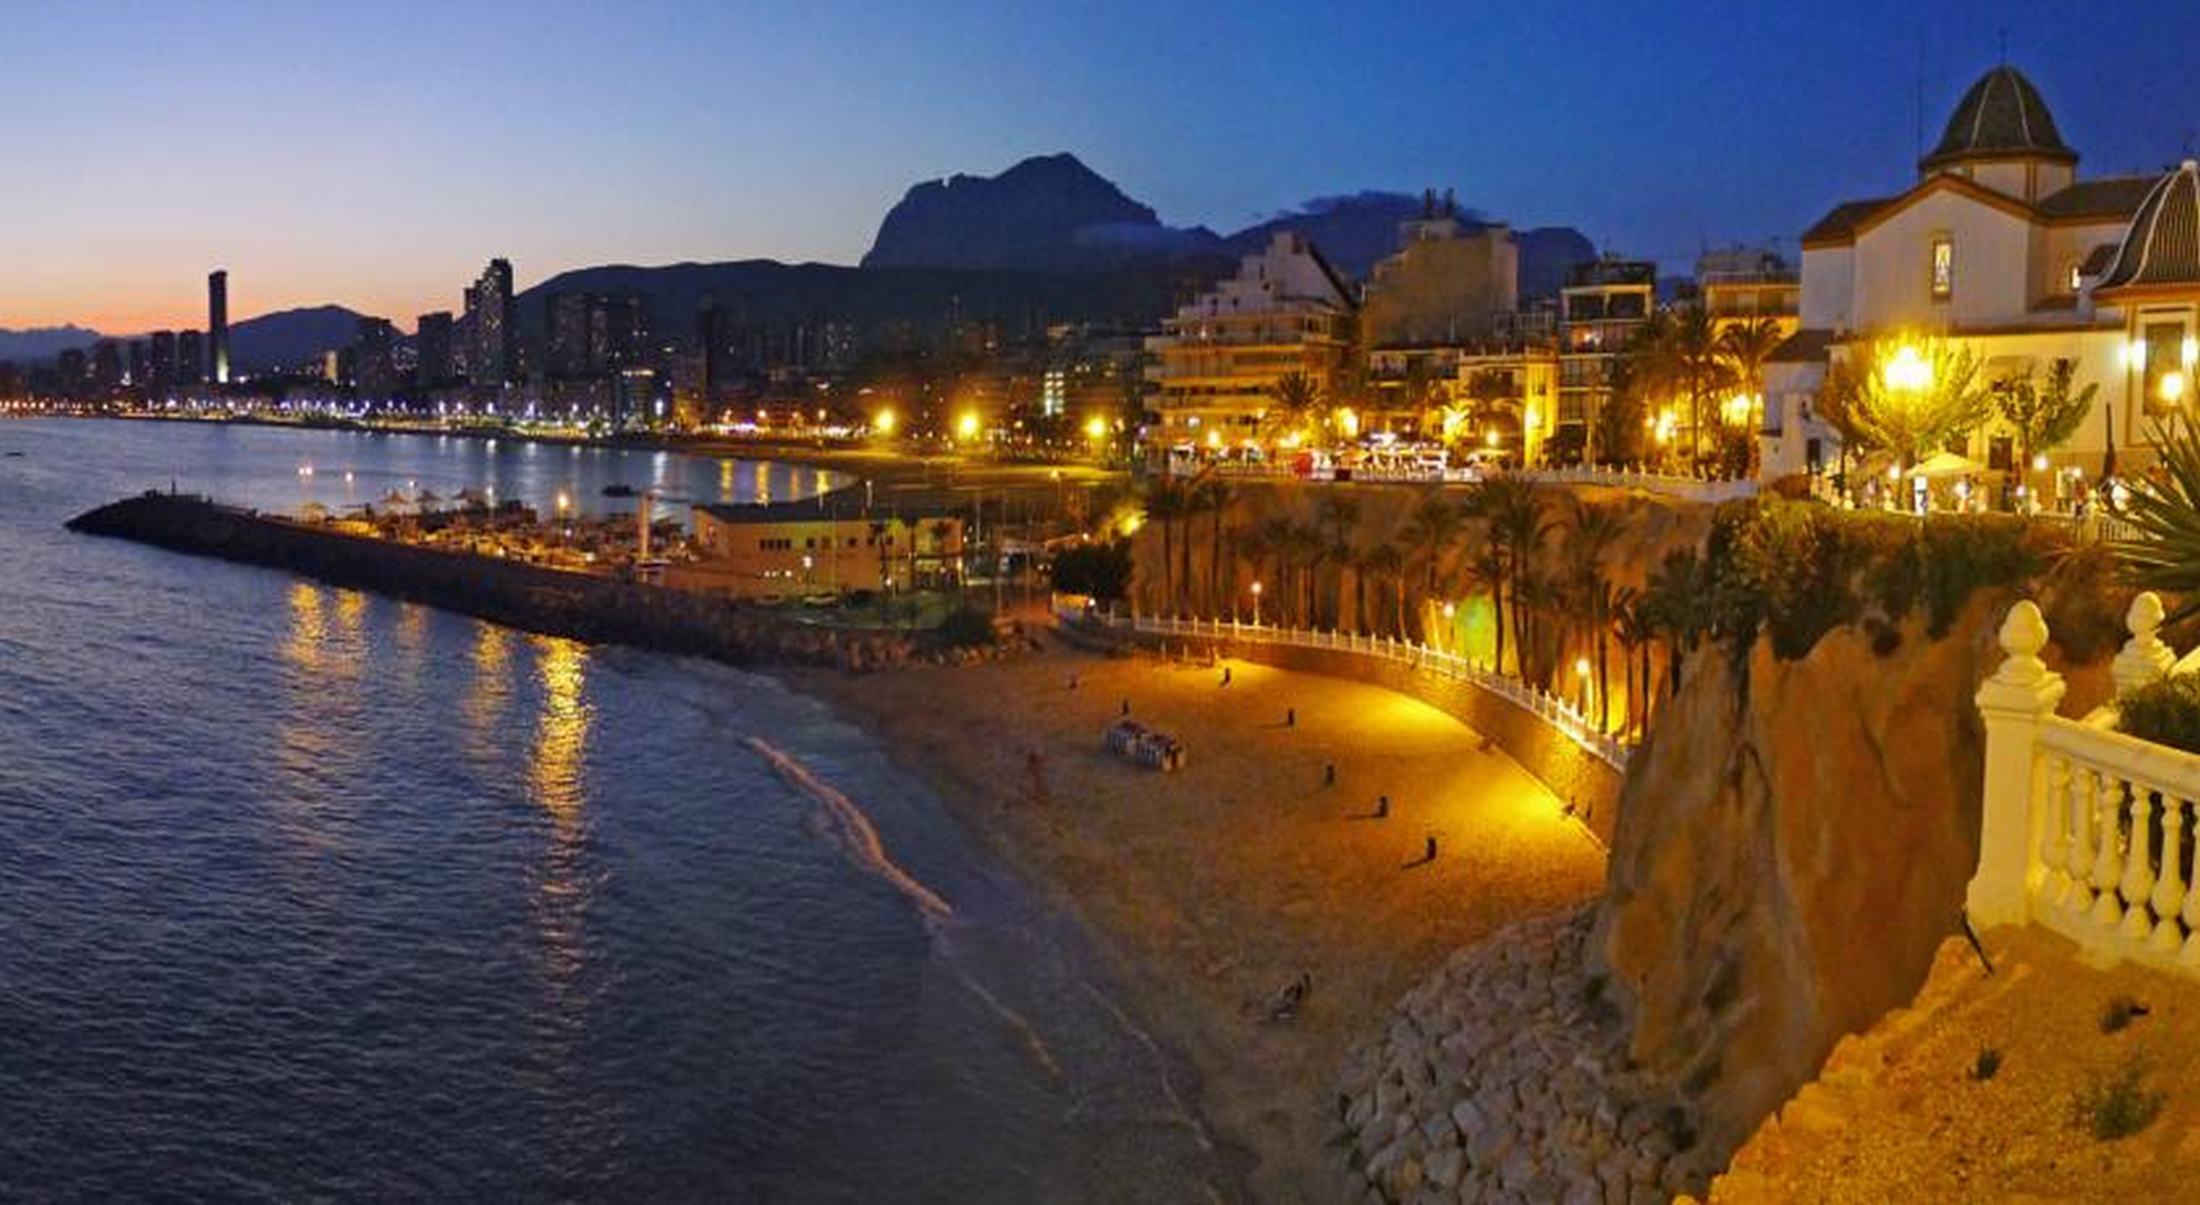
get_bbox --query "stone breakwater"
[1335,908,1707,1204]
[67,493,1008,672]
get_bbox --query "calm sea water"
[0,419,1224,1202]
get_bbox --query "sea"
[0,418,1227,1202]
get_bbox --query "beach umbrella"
[1910,451,1985,479]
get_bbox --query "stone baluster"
[2113,592,2175,700]
[2091,775,2131,929]
[2039,754,2074,904]
[2063,765,2099,917]
[2151,793,2189,954]
[1969,601,2069,928]
[2120,786,2161,943]
[2182,848,2200,966]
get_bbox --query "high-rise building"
[208,269,230,385]
[415,311,455,387]
[91,340,123,392]
[353,317,399,398]
[177,329,205,385]
[127,340,150,389]
[149,331,177,391]
[463,258,516,387]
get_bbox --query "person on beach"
[1404,835,1437,868]
[1120,697,1130,716]
[1221,666,1232,687]
[1324,761,1336,787]
[1285,707,1296,728]
[1375,794,1389,819]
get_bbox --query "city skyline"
[11,0,2200,333]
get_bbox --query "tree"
[1050,541,1132,601]
[2115,417,2200,619]
[1140,477,1192,612]
[1265,371,1327,447]
[1196,477,1237,613]
[1718,318,1785,410]
[1313,493,1362,625]
[1469,476,1549,679]
[1461,542,1511,673]
[1611,586,1652,739]
[1398,489,1466,606]
[1994,358,2097,507]
[1564,499,1628,731]
[1361,541,1408,636]
[1820,335,1993,474]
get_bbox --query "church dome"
[1919,66,2077,173]
[2097,162,2200,293]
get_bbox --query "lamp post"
[1250,580,1263,626]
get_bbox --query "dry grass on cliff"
[1709,927,2200,1204]
[793,642,1606,1203]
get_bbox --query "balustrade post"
[2112,592,2175,700]
[1968,601,2068,929]
[2150,796,2188,954]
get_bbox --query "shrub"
[1050,540,1133,601]
[2119,676,2200,756]
[2074,1054,2164,1140]
[937,606,999,649]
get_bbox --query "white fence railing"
[1111,612,1631,771]
[1507,466,1759,504]
[2032,509,2144,545]
[1970,592,2200,975]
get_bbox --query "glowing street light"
[873,406,898,436]
[1084,415,1109,442]
[2160,370,2188,407]
[555,490,571,516]
[1250,580,1264,625]
[1883,344,1931,393]
[956,410,980,441]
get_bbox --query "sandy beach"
[793,638,1607,1201]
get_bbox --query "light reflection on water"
[0,418,1228,1202]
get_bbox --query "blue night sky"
[9,0,2199,332]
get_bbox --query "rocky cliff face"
[860,152,1201,271]
[1587,592,2108,1182]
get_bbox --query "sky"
[8,0,2200,334]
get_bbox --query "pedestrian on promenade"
[1285,707,1296,728]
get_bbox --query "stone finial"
[2113,590,2176,698]
[1998,600,2049,661]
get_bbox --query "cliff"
[861,152,1207,271]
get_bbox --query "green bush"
[2119,675,2200,756]
[2074,1054,2165,1140]
[937,606,999,649]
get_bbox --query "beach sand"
[793,640,1607,1201]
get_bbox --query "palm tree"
[1399,490,1466,609]
[1235,520,1274,621]
[1718,318,1784,409]
[1282,521,1326,625]
[1313,493,1362,626]
[1460,541,1510,672]
[1198,477,1236,613]
[1265,371,1327,447]
[1641,546,1705,696]
[1361,541,1408,637]
[1564,499,1628,730]
[1469,476,1548,674]
[1611,586,1651,739]
[1141,477,1192,613]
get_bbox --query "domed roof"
[2097,162,2200,293]
[1919,66,2077,173]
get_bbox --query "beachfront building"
[683,500,966,599]
[1144,231,1355,457]
[1359,191,1521,433]
[1698,247,1800,339]
[1455,341,1560,465]
[1557,258,1656,461]
[1762,64,2163,482]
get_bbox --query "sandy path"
[793,643,1606,1201]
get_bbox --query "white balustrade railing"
[1970,592,2200,976]
[1505,466,1759,504]
[1114,613,1631,771]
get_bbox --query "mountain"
[1514,227,1599,303]
[0,326,99,363]
[1218,192,1434,280]
[229,305,375,373]
[860,155,1599,297]
[861,153,1216,272]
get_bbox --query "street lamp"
[1883,344,1931,394]
[1250,580,1263,626]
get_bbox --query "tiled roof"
[1800,198,1893,246]
[2079,241,2120,277]
[2038,174,2160,221]
[1919,66,2077,172]
[2098,162,2200,292]
[1768,328,1836,364]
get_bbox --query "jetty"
[67,492,916,671]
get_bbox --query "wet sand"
[792,642,1606,1201]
